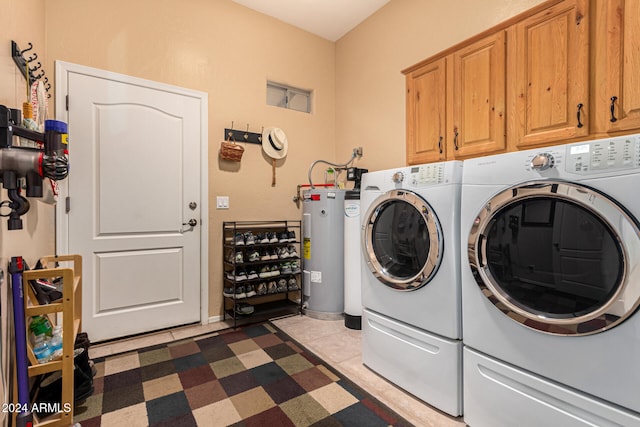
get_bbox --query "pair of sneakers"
[277,246,298,259]
[225,284,257,299]
[226,250,244,264]
[277,230,297,242]
[234,232,256,245]
[257,232,279,244]
[258,265,280,278]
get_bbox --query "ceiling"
[231,0,391,42]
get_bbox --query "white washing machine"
[360,160,463,417]
[461,134,640,426]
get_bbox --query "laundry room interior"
[2,0,640,426]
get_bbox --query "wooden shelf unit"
[21,254,82,427]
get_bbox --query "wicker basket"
[219,136,244,162]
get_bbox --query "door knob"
[184,219,198,227]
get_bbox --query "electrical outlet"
[216,196,229,209]
[354,147,363,158]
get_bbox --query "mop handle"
[9,257,33,426]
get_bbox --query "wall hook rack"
[11,40,48,89]
[224,125,262,145]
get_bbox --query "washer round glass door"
[363,189,443,290]
[468,180,640,335]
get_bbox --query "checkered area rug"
[73,322,412,426]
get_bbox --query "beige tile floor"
[90,314,466,427]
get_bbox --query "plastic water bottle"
[33,335,53,363]
[49,325,63,359]
[30,315,53,338]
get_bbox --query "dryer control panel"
[565,135,640,174]
[408,164,445,187]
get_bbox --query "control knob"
[530,153,555,171]
[392,171,404,183]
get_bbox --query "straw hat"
[262,127,288,160]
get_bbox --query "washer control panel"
[565,135,640,174]
[408,164,445,186]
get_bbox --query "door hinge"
[65,95,69,111]
[65,196,70,213]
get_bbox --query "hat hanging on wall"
[262,127,288,186]
[262,127,288,159]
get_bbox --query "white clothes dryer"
[360,160,463,417]
[461,134,640,426]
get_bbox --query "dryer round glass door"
[362,189,443,290]
[467,180,640,335]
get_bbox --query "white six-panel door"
[55,62,208,342]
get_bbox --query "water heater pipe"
[307,147,362,189]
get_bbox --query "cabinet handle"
[576,103,584,128]
[453,129,459,150]
[610,96,618,123]
[438,136,443,154]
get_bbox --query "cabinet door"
[512,0,589,149]
[448,31,506,159]
[406,57,446,165]
[594,0,640,134]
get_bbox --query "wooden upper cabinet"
[448,30,507,159]
[406,57,446,165]
[511,0,589,149]
[593,0,640,135]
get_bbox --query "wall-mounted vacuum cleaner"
[0,104,69,230]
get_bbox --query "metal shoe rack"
[222,221,302,328]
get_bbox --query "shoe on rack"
[287,245,298,258]
[234,233,245,245]
[258,266,271,279]
[290,261,301,274]
[226,270,235,280]
[268,232,278,243]
[277,247,288,259]
[270,265,281,277]
[223,287,234,297]
[244,232,256,245]
[278,231,289,243]
[260,249,271,261]
[235,251,244,263]
[280,262,292,275]
[256,282,267,295]
[234,286,246,299]
[235,269,248,281]
[245,284,256,297]
[247,249,260,263]
[269,249,279,260]
[287,230,296,242]
[246,269,259,280]
[267,281,278,294]
[276,279,288,292]
[257,233,269,244]
[235,302,254,315]
[288,277,299,291]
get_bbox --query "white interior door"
[55,62,208,342]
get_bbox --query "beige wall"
[0,0,47,422]
[1,0,550,329]
[43,0,338,319]
[335,0,546,172]
[0,0,53,265]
